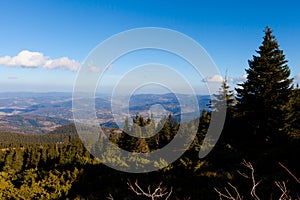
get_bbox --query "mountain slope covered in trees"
[0,27,299,199]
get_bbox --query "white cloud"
[233,74,248,85]
[294,73,300,84]
[86,63,113,73]
[203,74,224,83]
[203,74,249,86]
[0,50,80,71]
[88,65,101,73]
[241,74,247,79]
[44,57,80,71]
[0,50,46,68]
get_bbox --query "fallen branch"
[274,181,290,200]
[127,179,173,200]
[215,159,261,200]
[279,162,300,184]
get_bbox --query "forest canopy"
[0,26,299,199]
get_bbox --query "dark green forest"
[0,27,300,199]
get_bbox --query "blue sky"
[0,0,300,93]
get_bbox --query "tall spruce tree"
[292,87,300,134]
[236,26,293,142]
[211,77,236,112]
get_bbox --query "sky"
[0,0,300,94]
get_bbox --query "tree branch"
[127,179,173,200]
[279,162,300,184]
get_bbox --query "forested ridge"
[0,27,300,199]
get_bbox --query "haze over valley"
[0,92,210,134]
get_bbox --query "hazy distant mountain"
[0,115,71,134]
[0,92,211,133]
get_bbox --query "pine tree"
[118,115,151,152]
[211,77,236,113]
[157,115,172,148]
[291,87,300,135]
[123,116,130,134]
[236,26,293,142]
[196,109,211,145]
[145,114,158,150]
[134,138,150,153]
[3,150,14,171]
[11,150,23,172]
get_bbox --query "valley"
[0,92,210,134]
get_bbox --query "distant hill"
[0,123,116,146]
[0,115,71,134]
[0,124,77,145]
[0,92,211,132]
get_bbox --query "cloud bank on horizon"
[0,50,80,71]
[0,50,299,87]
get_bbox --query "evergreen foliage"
[236,26,294,142]
[0,26,299,199]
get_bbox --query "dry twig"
[240,160,261,200]
[215,159,261,200]
[279,162,300,184]
[127,179,173,200]
[274,181,291,200]
[106,193,114,200]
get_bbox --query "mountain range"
[0,92,211,134]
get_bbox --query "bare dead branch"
[215,160,300,200]
[214,160,263,200]
[279,162,300,184]
[214,182,243,200]
[214,187,237,200]
[237,170,250,179]
[127,179,173,200]
[165,186,173,200]
[275,181,290,200]
[228,182,242,200]
[241,159,261,200]
[106,193,114,200]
